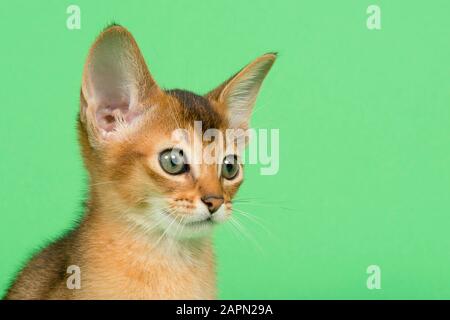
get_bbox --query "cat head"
[78,25,276,239]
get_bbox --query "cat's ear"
[206,53,276,129]
[80,25,160,143]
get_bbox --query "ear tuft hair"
[104,22,122,30]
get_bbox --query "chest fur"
[58,232,217,299]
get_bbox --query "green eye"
[222,155,239,180]
[159,149,189,175]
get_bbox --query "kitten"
[5,25,275,299]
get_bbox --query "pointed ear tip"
[263,52,278,60]
[102,22,126,32]
[97,23,132,40]
[89,24,136,55]
[257,52,277,68]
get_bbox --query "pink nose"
[201,195,224,214]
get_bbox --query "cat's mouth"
[155,207,226,239]
[184,217,214,227]
[160,209,215,229]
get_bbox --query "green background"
[1,0,449,299]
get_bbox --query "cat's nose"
[201,195,224,214]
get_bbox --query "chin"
[155,208,230,240]
[171,219,216,239]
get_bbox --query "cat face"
[78,25,275,239]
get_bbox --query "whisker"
[87,180,119,187]
[176,215,186,238]
[236,203,296,212]
[232,208,273,237]
[229,216,264,254]
[226,218,245,241]
[233,198,296,212]
[152,213,178,250]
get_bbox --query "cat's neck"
[71,206,216,299]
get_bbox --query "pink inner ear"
[95,98,141,133]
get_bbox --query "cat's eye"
[222,155,239,180]
[159,149,189,175]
